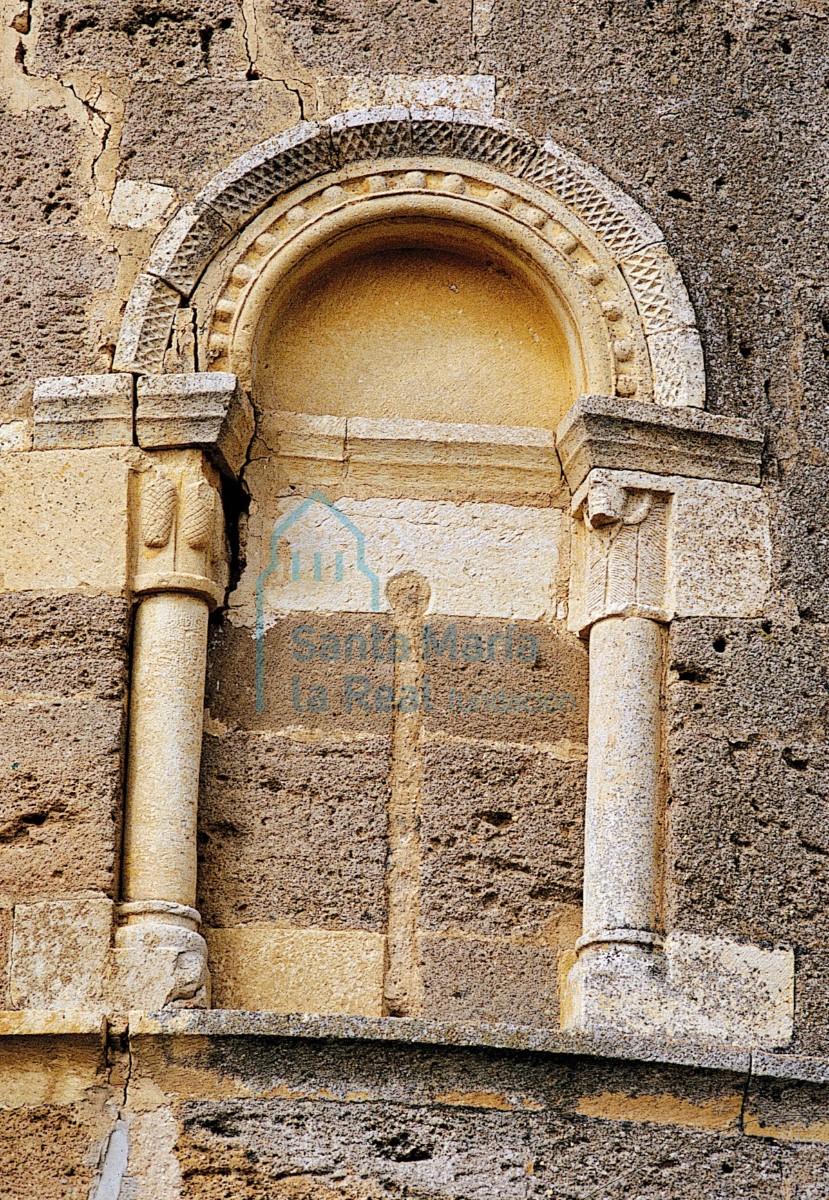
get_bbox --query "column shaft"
[122,591,209,909]
[582,614,664,948]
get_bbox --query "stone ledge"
[33,374,134,449]
[0,1011,106,1037]
[124,1013,829,1087]
[2,1010,825,1086]
[128,1010,750,1076]
[556,394,763,490]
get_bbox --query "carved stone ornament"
[112,108,705,413]
[132,449,228,609]
[569,474,671,635]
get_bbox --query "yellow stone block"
[206,924,386,1016]
[0,449,132,595]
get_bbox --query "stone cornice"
[136,372,254,478]
[2,1008,824,1090]
[556,393,764,491]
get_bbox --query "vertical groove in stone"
[383,572,430,1017]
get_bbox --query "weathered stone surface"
[419,616,588,746]
[419,739,586,939]
[136,371,253,476]
[207,614,397,737]
[30,0,248,80]
[33,373,133,449]
[237,491,564,624]
[666,617,829,949]
[3,0,829,1187]
[9,898,112,1010]
[110,178,177,230]
[197,732,390,931]
[120,81,300,196]
[0,698,125,903]
[791,951,829,1059]
[0,592,129,700]
[0,233,116,421]
[0,1106,102,1199]
[564,932,794,1050]
[0,449,131,595]
[170,1088,797,1198]
[556,394,762,490]
[0,906,11,1010]
[775,463,829,625]
[745,1071,829,1146]
[420,935,560,1027]
[206,924,385,1015]
[0,105,86,241]
[253,0,474,74]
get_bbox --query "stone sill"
[0,1010,106,1038]
[3,1010,826,1086]
[129,1011,829,1086]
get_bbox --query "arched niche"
[117,110,704,414]
[250,228,578,431]
[114,111,733,1031]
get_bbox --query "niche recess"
[252,219,582,430]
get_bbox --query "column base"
[561,931,794,1049]
[113,902,210,1010]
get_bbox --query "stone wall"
[0,0,827,1195]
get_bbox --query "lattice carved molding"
[113,108,704,411]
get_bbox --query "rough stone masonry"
[0,1,828,1197]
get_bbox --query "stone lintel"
[267,411,558,473]
[345,415,558,474]
[263,411,565,505]
[556,394,763,493]
[32,374,134,449]
[136,372,254,477]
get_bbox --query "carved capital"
[132,449,228,608]
[569,471,670,635]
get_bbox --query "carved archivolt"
[114,108,704,411]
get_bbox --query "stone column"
[571,476,670,960]
[123,593,211,909]
[114,450,227,1010]
[553,396,791,1044]
[581,613,665,952]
